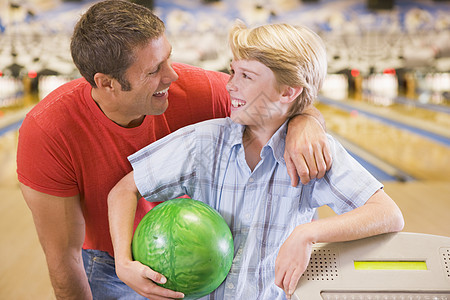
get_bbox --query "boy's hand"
[274,226,314,299]
[116,259,184,299]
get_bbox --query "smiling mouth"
[153,87,169,97]
[231,98,246,108]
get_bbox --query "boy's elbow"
[108,182,119,200]
[395,212,405,232]
[390,206,405,232]
[107,187,118,209]
[107,182,128,209]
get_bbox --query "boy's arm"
[274,189,404,298]
[285,104,332,187]
[108,171,185,299]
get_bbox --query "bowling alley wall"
[1,0,449,170]
[0,0,449,107]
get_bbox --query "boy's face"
[227,59,287,126]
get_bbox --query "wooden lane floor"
[322,96,450,139]
[0,94,54,299]
[315,98,450,181]
[318,181,450,237]
[0,131,54,300]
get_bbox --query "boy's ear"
[93,73,115,91]
[280,86,303,104]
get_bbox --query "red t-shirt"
[17,62,230,256]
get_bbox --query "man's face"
[117,34,179,118]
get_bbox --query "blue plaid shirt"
[129,117,382,299]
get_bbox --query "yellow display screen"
[354,261,427,270]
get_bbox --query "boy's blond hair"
[229,21,327,117]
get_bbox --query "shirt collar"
[228,118,246,147]
[265,120,288,165]
[228,118,288,165]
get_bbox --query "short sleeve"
[310,135,383,214]
[128,125,198,202]
[17,115,79,197]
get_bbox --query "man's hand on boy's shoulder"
[285,114,332,186]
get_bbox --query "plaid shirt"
[129,117,382,299]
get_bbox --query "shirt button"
[227,282,234,289]
[248,177,254,183]
[237,248,243,255]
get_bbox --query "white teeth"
[232,99,246,108]
[153,87,169,96]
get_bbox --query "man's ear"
[93,73,115,91]
[280,86,303,104]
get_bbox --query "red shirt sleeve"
[206,67,231,118]
[17,115,79,197]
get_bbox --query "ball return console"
[293,232,450,300]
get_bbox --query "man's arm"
[274,189,404,298]
[108,171,185,299]
[20,184,91,300]
[285,104,332,186]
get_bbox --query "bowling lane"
[315,99,450,181]
[321,74,450,138]
[372,101,450,136]
[0,84,52,297]
[323,96,450,139]
[0,129,54,300]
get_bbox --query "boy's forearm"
[275,190,403,298]
[299,190,404,244]
[108,172,140,263]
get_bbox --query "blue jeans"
[82,249,148,300]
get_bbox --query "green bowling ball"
[132,198,234,299]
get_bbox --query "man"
[17,1,331,299]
